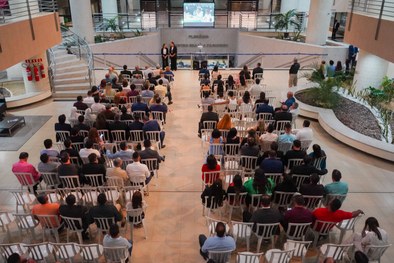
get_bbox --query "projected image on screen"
[184,3,215,27]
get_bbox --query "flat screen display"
[183,3,215,27]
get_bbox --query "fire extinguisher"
[26,64,33,81]
[33,64,40,81]
[39,63,46,78]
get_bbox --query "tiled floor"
[0,70,393,262]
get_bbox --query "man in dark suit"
[81,153,106,186]
[109,114,130,140]
[76,115,90,131]
[131,66,143,78]
[139,140,165,169]
[129,115,144,131]
[161,44,169,69]
[73,96,88,111]
[299,173,325,196]
[55,114,72,142]
[291,156,327,176]
[260,151,284,173]
[252,63,263,79]
[120,65,132,79]
[169,41,177,71]
[283,140,306,168]
[59,194,90,240]
[256,99,274,116]
[198,105,219,137]
[248,195,282,233]
[274,104,292,125]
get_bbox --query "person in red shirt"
[201,155,221,184]
[312,198,363,231]
[12,152,41,193]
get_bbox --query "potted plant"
[274,9,301,39]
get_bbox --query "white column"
[353,50,389,92]
[22,52,51,94]
[305,0,333,45]
[102,0,118,20]
[69,0,95,43]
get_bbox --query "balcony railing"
[0,0,57,24]
[349,0,394,19]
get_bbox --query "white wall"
[237,33,348,68]
[332,0,349,12]
[280,0,311,13]
[386,62,394,78]
[89,32,161,68]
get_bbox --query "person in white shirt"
[295,120,314,141]
[103,224,132,255]
[248,78,264,98]
[155,79,167,99]
[79,140,101,159]
[83,91,95,105]
[90,96,106,113]
[214,93,227,104]
[126,152,153,185]
[152,65,161,77]
[259,124,278,143]
[143,66,153,79]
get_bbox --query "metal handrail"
[47,48,56,92]
[349,0,394,19]
[0,0,58,24]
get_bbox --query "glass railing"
[349,0,394,19]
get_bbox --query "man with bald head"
[283,91,296,109]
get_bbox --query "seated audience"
[256,99,274,115]
[313,199,363,227]
[299,173,325,196]
[120,64,132,79]
[198,222,235,260]
[55,114,72,141]
[226,127,240,145]
[12,152,41,193]
[150,97,168,121]
[83,91,95,105]
[88,193,122,222]
[278,123,296,144]
[291,156,328,175]
[259,124,278,143]
[79,140,101,159]
[37,153,59,173]
[272,174,298,203]
[244,168,275,197]
[131,95,150,116]
[40,139,59,157]
[274,104,292,123]
[59,194,90,240]
[240,136,260,157]
[249,78,264,98]
[308,144,327,170]
[139,140,165,169]
[127,84,140,97]
[247,195,282,232]
[91,96,106,113]
[31,194,61,227]
[260,150,284,173]
[296,120,314,141]
[324,169,349,195]
[282,91,296,109]
[126,152,153,185]
[201,155,220,184]
[129,115,144,131]
[58,152,85,185]
[76,115,91,131]
[106,141,134,160]
[103,224,133,255]
[82,153,106,186]
[120,106,134,121]
[107,158,129,184]
[74,96,88,111]
[7,253,37,263]
[201,178,226,209]
[283,140,306,168]
[217,114,232,130]
[261,142,284,160]
[142,117,165,147]
[227,174,247,195]
[109,114,130,140]
[69,127,85,144]
[198,105,219,137]
[282,195,313,230]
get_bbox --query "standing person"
[288,58,300,88]
[161,44,169,70]
[169,41,177,71]
[332,19,340,40]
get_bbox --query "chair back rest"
[24,243,52,261]
[40,172,60,188]
[78,129,89,137]
[312,220,337,235]
[71,142,84,152]
[121,159,133,170]
[278,141,293,154]
[266,249,294,263]
[210,143,224,156]
[203,121,217,130]
[239,104,253,113]
[97,129,110,141]
[208,250,233,263]
[130,130,144,142]
[14,173,35,187]
[313,156,327,169]
[300,140,312,152]
[13,213,38,229]
[85,174,105,187]
[129,176,146,186]
[36,214,61,229]
[52,242,79,260]
[133,110,146,119]
[10,190,33,206]
[287,159,304,169]
[141,158,158,172]
[275,121,290,133]
[273,191,296,208]
[70,156,82,167]
[151,111,164,121]
[223,169,242,186]
[336,215,362,231]
[231,221,254,239]
[128,96,138,104]
[94,217,115,231]
[219,129,229,140]
[56,131,70,142]
[292,174,310,190]
[237,252,264,263]
[107,176,125,188]
[203,171,221,185]
[0,243,26,260]
[366,244,391,261]
[260,139,273,152]
[204,195,223,210]
[284,240,311,257]
[224,143,240,156]
[322,244,353,260]
[286,222,312,240]
[325,194,347,205]
[61,175,81,188]
[254,223,280,238]
[124,186,144,202]
[250,194,263,209]
[258,113,272,121]
[266,96,276,106]
[227,193,247,207]
[145,131,160,142]
[0,212,12,228]
[104,246,129,262]
[111,130,126,142]
[126,208,144,225]
[98,186,119,205]
[61,215,83,231]
[265,173,282,185]
[36,189,60,203]
[223,156,241,171]
[303,195,323,210]
[240,156,258,171]
[78,244,104,261]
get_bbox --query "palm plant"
[274,9,301,39]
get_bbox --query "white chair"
[129,130,144,145]
[111,130,127,144]
[223,156,241,170]
[0,212,14,241]
[77,243,104,263]
[141,158,159,180]
[145,130,162,148]
[236,252,264,263]
[40,172,61,189]
[300,140,312,152]
[98,186,120,206]
[265,249,294,263]
[0,243,27,261]
[335,214,362,243]
[203,196,224,218]
[286,222,311,240]
[56,131,70,142]
[36,214,63,243]
[124,186,144,203]
[13,213,39,241]
[258,113,272,121]
[202,171,221,190]
[60,175,81,188]
[10,190,35,213]
[266,96,276,106]
[254,223,280,252]
[366,244,391,263]
[224,143,240,156]
[284,240,311,261]
[97,129,110,141]
[223,169,243,186]
[265,173,282,185]
[107,176,125,189]
[309,220,337,247]
[250,194,263,212]
[286,158,303,172]
[313,156,327,170]
[240,156,258,172]
[151,111,165,125]
[303,195,323,210]
[231,221,253,252]
[132,110,145,119]
[85,174,105,187]
[93,217,115,241]
[205,216,229,236]
[320,243,353,262]
[209,143,224,157]
[275,121,291,134]
[121,159,134,170]
[36,189,61,204]
[52,242,80,262]
[129,175,149,196]
[324,194,347,207]
[126,208,147,241]
[13,172,38,194]
[23,242,53,263]
[103,246,129,263]
[208,250,233,263]
[272,191,296,210]
[292,174,310,190]
[227,193,247,221]
[260,139,272,152]
[61,216,85,244]
[278,141,293,154]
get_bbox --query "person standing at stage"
[161,44,169,70]
[288,58,300,88]
[169,41,177,71]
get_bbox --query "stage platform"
[0,116,25,136]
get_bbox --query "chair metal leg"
[54,230,60,243]
[77,232,83,244]
[130,223,134,242]
[338,230,345,243]
[142,220,147,239]
[66,229,70,243]
[256,237,262,253]
[246,237,250,252]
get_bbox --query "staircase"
[49,26,94,100]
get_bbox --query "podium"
[192,52,207,70]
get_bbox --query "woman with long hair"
[94,113,108,130]
[308,144,327,170]
[211,65,221,80]
[227,174,246,195]
[244,168,275,196]
[226,75,235,91]
[217,114,232,130]
[238,90,252,106]
[226,128,240,144]
[85,127,104,145]
[126,191,147,224]
[201,154,221,184]
[201,178,226,208]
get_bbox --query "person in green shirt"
[244,168,275,197]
